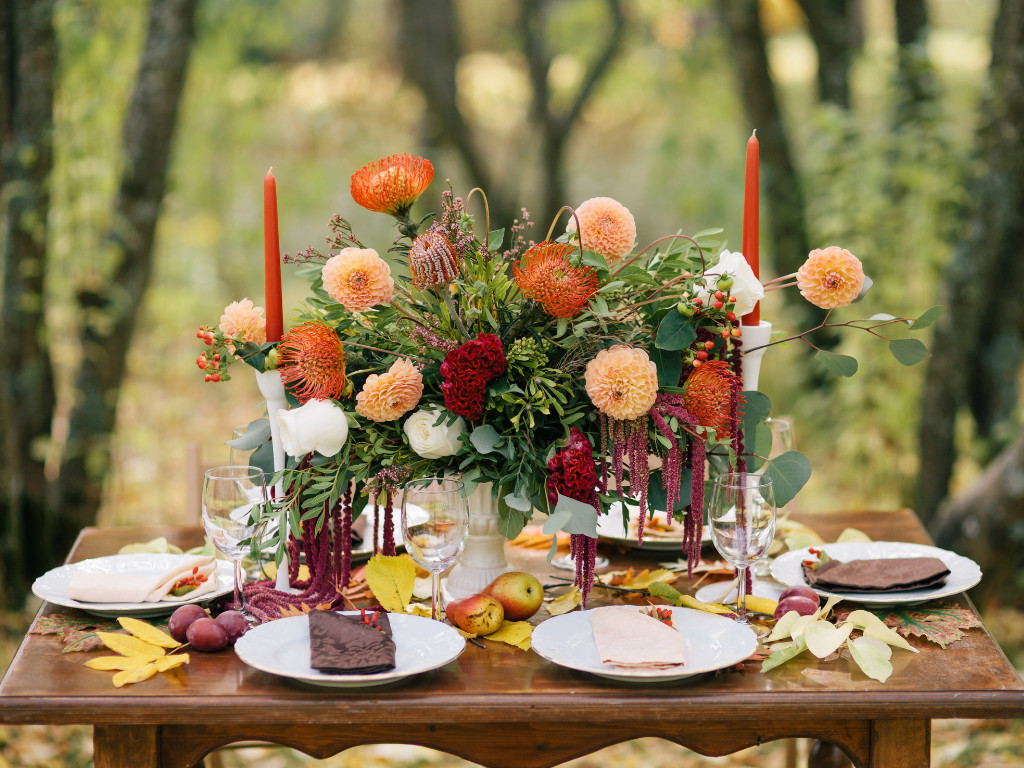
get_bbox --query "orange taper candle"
[741,130,760,326]
[264,168,283,342]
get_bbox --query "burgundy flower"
[440,333,507,420]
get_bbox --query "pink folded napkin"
[66,555,219,603]
[591,606,687,669]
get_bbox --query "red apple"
[445,593,504,635]
[773,595,819,620]
[779,584,821,608]
[482,571,545,620]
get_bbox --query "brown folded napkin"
[66,555,219,603]
[803,556,950,593]
[591,606,686,669]
[309,610,396,675]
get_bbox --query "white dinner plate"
[771,541,982,605]
[234,612,465,688]
[531,606,757,682]
[596,502,710,552]
[32,554,236,618]
[695,577,784,605]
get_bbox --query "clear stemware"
[708,472,776,626]
[401,477,470,622]
[202,465,267,615]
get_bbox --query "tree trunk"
[794,0,859,109]
[917,0,1024,524]
[0,0,58,601]
[893,0,935,119]
[51,0,199,579]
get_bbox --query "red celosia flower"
[682,360,743,437]
[440,333,506,420]
[513,242,599,318]
[545,427,599,508]
[350,153,434,216]
[276,321,349,403]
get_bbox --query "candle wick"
[267,166,273,175]
[751,129,757,138]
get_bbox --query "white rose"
[403,409,466,459]
[278,399,349,458]
[695,249,764,317]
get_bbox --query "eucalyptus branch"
[611,233,705,279]
[743,312,917,355]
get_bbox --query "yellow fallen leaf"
[405,603,433,618]
[836,527,872,544]
[485,621,533,651]
[84,655,152,672]
[673,594,735,615]
[743,595,779,616]
[96,632,165,661]
[618,568,677,590]
[262,561,311,581]
[364,554,415,613]
[545,586,582,616]
[455,626,478,639]
[112,663,158,687]
[154,654,190,672]
[117,617,181,649]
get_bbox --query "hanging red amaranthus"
[546,427,600,605]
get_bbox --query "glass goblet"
[708,472,776,626]
[401,477,470,622]
[202,465,267,614]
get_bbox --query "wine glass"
[707,472,776,626]
[202,465,267,615]
[401,477,470,622]
[753,417,793,577]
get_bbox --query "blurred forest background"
[3,0,1024,764]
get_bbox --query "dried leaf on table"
[510,529,567,550]
[879,604,982,648]
[277,601,333,618]
[485,620,533,650]
[647,582,735,616]
[84,655,152,672]
[154,654,189,672]
[30,612,136,653]
[545,586,582,615]
[117,617,180,649]
[95,632,166,661]
[112,664,159,687]
[364,554,416,612]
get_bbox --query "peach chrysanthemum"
[409,227,460,288]
[584,345,659,421]
[796,246,865,309]
[566,197,637,266]
[322,248,395,312]
[218,298,266,344]
[350,153,434,216]
[513,242,599,318]
[355,358,424,422]
[682,360,743,437]
[276,321,349,404]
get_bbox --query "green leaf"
[655,312,697,351]
[556,317,569,337]
[487,228,505,251]
[815,350,859,377]
[226,418,270,451]
[498,508,530,539]
[504,493,532,512]
[581,251,610,271]
[651,346,683,388]
[648,580,684,605]
[741,390,770,427]
[470,425,501,454]
[763,450,811,507]
[544,495,598,537]
[542,508,572,535]
[910,305,944,330]
[888,338,930,366]
[760,636,809,673]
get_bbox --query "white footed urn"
[444,482,512,599]
[254,369,292,592]
[740,320,772,392]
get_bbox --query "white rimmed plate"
[531,606,757,682]
[596,502,710,552]
[32,553,235,618]
[771,541,982,605]
[234,612,465,688]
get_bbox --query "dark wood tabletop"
[2,509,1022,768]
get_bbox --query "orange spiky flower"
[682,360,743,437]
[513,242,599,318]
[350,153,434,217]
[276,321,350,403]
[409,227,460,288]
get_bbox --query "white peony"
[403,408,466,459]
[695,249,764,317]
[278,399,349,458]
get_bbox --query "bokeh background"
[3,0,1024,764]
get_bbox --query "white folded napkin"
[591,605,687,669]
[66,555,219,603]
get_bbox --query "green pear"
[482,571,544,620]
[445,593,504,635]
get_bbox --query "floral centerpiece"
[197,152,934,620]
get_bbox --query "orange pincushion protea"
[350,153,434,216]
[682,360,743,436]
[276,321,349,403]
[513,242,599,318]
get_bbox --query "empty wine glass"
[202,465,267,615]
[708,472,776,626]
[401,477,470,622]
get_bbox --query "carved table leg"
[869,719,929,768]
[808,739,854,767]
[94,724,160,768]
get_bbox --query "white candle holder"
[740,320,772,393]
[254,369,292,592]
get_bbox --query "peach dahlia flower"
[218,298,266,344]
[322,247,395,311]
[355,358,424,422]
[796,247,865,309]
[566,197,637,266]
[584,345,659,421]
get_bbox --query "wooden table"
[1,510,1022,768]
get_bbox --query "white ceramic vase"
[254,369,293,592]
[740,320,772,392]
[444,482,512,599]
